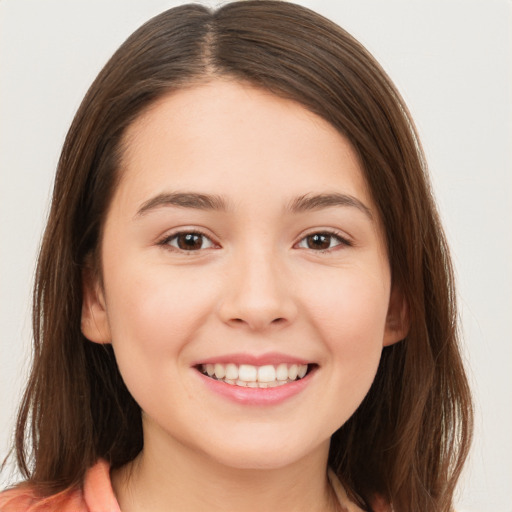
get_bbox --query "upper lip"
[192,352,311,367]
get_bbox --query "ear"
[81,265,111,344]
[383,284,409,347]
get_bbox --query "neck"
[111,423,338,512]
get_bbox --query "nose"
[217,248,298,331]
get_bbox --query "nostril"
[224,312,292,330]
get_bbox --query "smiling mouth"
[197,362,315,388]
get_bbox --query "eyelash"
[295,231,353,252]
[157,229,352,253]
[158,230,216,252]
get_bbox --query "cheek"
[102,263,216,379]
[101,264,223,422]
[302,266,390,373]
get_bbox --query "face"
[82,79,406,470]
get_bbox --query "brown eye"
[166,232,215,251]
[306,233,331,250]
[297,232,348,251]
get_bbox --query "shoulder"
[327,468,392,512]
[0,485,84,512]
[0,459,120,512]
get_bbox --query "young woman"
[0,1,472,511]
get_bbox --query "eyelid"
[157,228,220,252]
[294,229,353,251]
[155,227,352,253]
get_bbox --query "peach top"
[0,460,388,511]
[0,460,119,512]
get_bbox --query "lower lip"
[195,369,315,406]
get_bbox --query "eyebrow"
[136,192,228,217]
[135,191,372,220]
[288,193,373,219]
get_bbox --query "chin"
[200,431,327,472]
[210,448,304,471]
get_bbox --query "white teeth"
[257,365,276,382]
[276,363,288,381]
[225,363,238,380]
[214,363,225,379]
[238,364,257,381]
[200,362,310,387]
[298,364,307,378]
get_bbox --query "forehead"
[115,79,373,213]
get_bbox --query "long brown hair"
[8,2,472,510]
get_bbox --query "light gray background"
[1,1,511,511]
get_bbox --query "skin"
[82,79,407,512]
